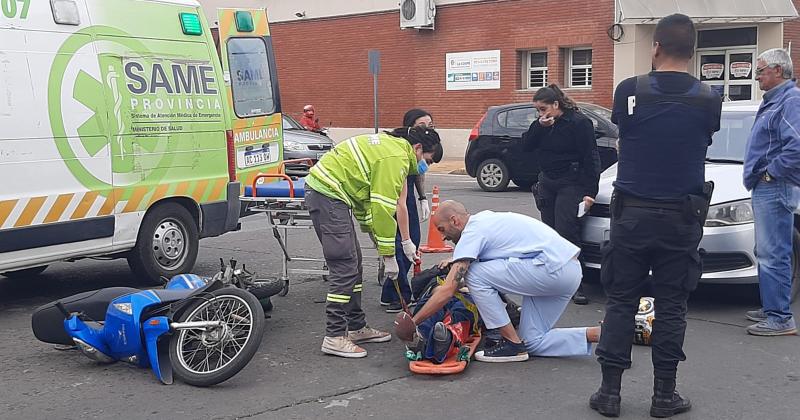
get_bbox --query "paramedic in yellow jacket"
[305,126,442,358]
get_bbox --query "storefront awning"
[616,0,799,24]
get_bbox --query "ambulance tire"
[128,203,199,286]
[1,265,48,279]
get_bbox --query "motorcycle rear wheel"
[169,287,265,386]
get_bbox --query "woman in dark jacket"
[523,84,601,305]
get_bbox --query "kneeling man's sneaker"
[321,336,367,358]
[475,337,529,362]
[746,317,797,336]
[348,326,392,344]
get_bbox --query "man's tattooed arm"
[411,259,471,324]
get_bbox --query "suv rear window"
[498,107,537,129]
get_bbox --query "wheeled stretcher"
[240,160,384,296]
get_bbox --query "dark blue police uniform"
[596,71,721,379]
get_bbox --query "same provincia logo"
[48,26,226,191]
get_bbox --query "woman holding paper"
[523,84,601,305]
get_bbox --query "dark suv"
[465,102,619,192]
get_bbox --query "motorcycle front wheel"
[169,287,265,386]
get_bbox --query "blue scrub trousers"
[466,257,592,357]
[381,176,420,304]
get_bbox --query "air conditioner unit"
[400,0,435,29]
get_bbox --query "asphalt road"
[1,173,799,420]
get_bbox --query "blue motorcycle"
[32,274,266,386]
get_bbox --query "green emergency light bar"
[180,12,203,36]
[235,11,254,32]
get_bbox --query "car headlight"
[705,199,754,227]
[283,141,306,151]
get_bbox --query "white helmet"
[634,297,655,346]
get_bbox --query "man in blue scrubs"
[411,200,601,362]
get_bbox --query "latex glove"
[383,256,400,279]
[418,199,431,222]
[401,239,417,264]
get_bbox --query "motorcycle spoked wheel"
[169,287,265,386]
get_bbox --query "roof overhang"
[616,0,799,24]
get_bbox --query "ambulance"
[0,0,283,283]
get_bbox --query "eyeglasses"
[755,64,777,76]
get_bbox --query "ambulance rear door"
[216,8,282,189]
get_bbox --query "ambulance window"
[227,37,275,117]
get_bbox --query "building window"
[567,48,592,88]
[524,51,548,89]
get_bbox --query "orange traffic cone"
[420,185,454,253]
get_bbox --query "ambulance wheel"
[1,265,48,278]
[128,203,199,286]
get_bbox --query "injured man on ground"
[394,263,523,364]
[399,200,601,363]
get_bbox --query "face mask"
[417,159,429,175]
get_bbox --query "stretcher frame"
[240,160,384,296]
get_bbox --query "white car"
[580,101,799,299]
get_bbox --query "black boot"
[589,366,622,417]
[650,378,691,418]
[572,284,589,305]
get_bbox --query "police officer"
[589,14,721,418]
[524,85,601,305]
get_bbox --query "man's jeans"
[752,179,800,323]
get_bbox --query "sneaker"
[385,302,403,313]
[474,337,529,362]
[746,317,797,336]
[745,308,767,322]
[348,326,392,344]
[321,336,367,358]
[379,300,391,306]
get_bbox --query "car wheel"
[512,179,533,190]
[791,229,800,303]
[127,202,199,286]
[477,158,510,192]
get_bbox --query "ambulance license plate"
[244,149,270,167]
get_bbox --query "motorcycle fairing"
[142,316,173,384]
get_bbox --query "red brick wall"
[269,0,615,129]
[785,1,800,70]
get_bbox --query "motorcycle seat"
[31,287,139,345]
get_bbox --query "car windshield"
[706,110,756,163]
[283,115,303,130]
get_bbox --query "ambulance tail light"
[468,113,486,141]
[226,130,236,182]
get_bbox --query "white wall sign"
[445,50,500,90]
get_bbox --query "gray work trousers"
[306,188,366,337]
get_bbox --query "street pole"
[373,73,378,134]
[368,50,381,134]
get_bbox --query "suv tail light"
[225,129,236,182]
[468,113,486,141]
